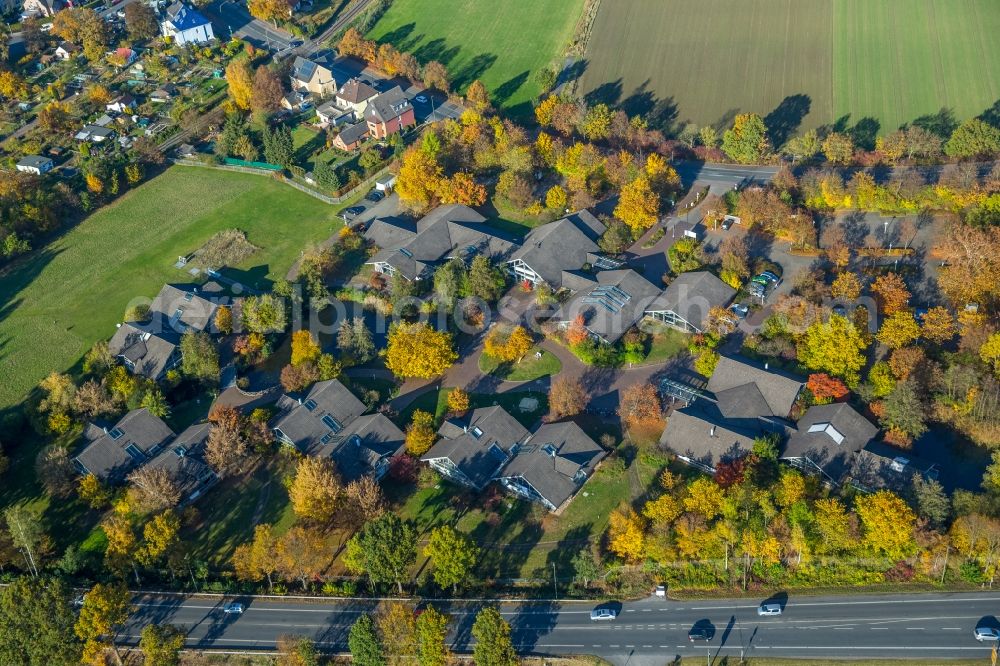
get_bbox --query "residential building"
[74,124,116,143]
[161,2,215,45]
[496,421,606,512]
[22,0,63,18]
[316,100,351,127]
[150,83,178,104]
[332,121,369,151]
[782,402,879,485]
[421,406,531,490]
[706,355,804,419]
[646,271,736,333]
[16,155,54,175]
[106,93,138,114]
[506,211,608,288]
[290,55,336,97]
[364,86,414,139]
[334,78,378,118]
[554,269,663,344]
[365,204,518,281]
[108,322,182,381]
[847,441,938,494]
[143,423,218,505]
[73,409,176,481]
[149,282,230,333]
[110,47,138,66]
[271,379,404,481]
[54,42,80,60]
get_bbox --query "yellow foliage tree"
[876,311,921,349]
[830,271,862,301]
[405,409,436,456]
[290,330,321,366]
[85,173,103,194]
[545,184,567,211]
[614,176,659,236]
[683,477,725,520]
[225,59,254,110]
[920,306,956,345]
[385,322,457,379]
[607,508,646,563]
[642,494,682,526]
[855,490,916,559]
[288,456,342,523]
[447,387,470,415]
[397,146,443,212]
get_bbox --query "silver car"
[974,626,1000,642]
[757,603,782,616]
[590,608,617,621]
[223,603,245,615]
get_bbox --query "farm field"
[366,0,585,117]
[0,166,345,415]
[579,0,1000,139]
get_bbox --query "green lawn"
[478,348,561,381]
[579,0,1000,135]
[637,324,691,365]
[0,166,345,415]
[366,0,585,117]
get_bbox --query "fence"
[171,158,392,205]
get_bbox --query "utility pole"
[552,563,558,599]
[940,544,951,584]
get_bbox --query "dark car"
[365,190,385,203]
[688,620,714,642]
[289,39,303,48]
[340,206,365,221]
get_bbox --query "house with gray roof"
[706,355,804,418]
[364,86,414,139]
[144,423,218,505]
[290,55,336,97]
[847,441,937,494]
[646,271,736,333]
[73,409,176,482]
[554,269,663,344]
[421,406,531,491]
[334,78,379,118]
[333,121,370,151]
[496,421,606,512]
[108,322,182,381]
[782,402,879,485]
[659,402,760,474]
[272,379,404,481]
[16,155,54,175]
[365,204,518,281]
[506,211,608,288]
[149,282,230,334]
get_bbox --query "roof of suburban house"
[314,413,405,482]
[272,380,368,455]
[365,204,518,280]
[335,121,369,145]
[847,441,935,493]
[706,355,804,418]
[144,422,215,501]
[17,155,52,168]
[782,402,879,483]
[337,78,378,104]
[364,86,411,124]
[149,282,229,333]
[57,41,80,52]
[291,56,319,82]
[108,322,181,379]
[74,409,176,481]
[648,271,736,330]
[556,269,662,344]
[421,406,531,489]
[498,421,606,509]
[659,402,759,471]
[165,1,211,29]
[508,211,606,287]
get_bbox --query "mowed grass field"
[579,0,1000,136]
[367,0,584,116]
[0,167,344,414]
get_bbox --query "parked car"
[730,303,749,318]
[223,603,245,615]
[975,626,1000,642]
[590,607,617,621]
[654,584,667,598]
[415,94,428,103]
[757,603,782,616]
[340,206,365,221]
[760,270,781,283]
[289,39,303,47]
[365,190,385,203]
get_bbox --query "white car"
[415,95,428,103]
[590,608,617,621]
[975,626,1000,642]
[757,603,782,616]
[223,603,245,615]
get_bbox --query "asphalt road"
[119,591,1000,663]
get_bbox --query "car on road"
[974,626,1000,642]
[223,603,245,615]
[654,584,667,598]
[289,39,303,47]
[757,603,782,616]
[365,190,385,203]
[415,94,428,103]
[688,626,713,641]
[590,607,617,621]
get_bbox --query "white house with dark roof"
[161,2,215,45]
[554,269,663,344]
[16,155,54,175]
[506,210,608,288]
[645,271,736,333]
[290,55,336,97]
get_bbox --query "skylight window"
[108,427,124,440]
[807,422,845,444]
[124,444,145,461]
[304,399,318,412]
[470,426,483,439]
[322,415,342,432]
[541,444,557,458]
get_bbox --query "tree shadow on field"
[621,79,678,133]
[379,22,414,46]
[910,107,958,138]
[558,59,588,88]
[585,78,622,107]
[493,70,529,105]
[764,93,811,148]
[849,116,880,151]
[978,99,1000,129]
[454,53,498,90]
[714,108,741,132]
[413,38,461,67]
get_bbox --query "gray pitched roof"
[291,56,318,83]
[337,78,378,104]
[647,271,736,331]
[782,403,879,484]
[421,406,530,490]
[706,355,804,418]
[555,269,662,344]
[17,155,53,169]
[336,121,369,145]
[365,204,518,280]
[144,422,217,504]
[498,421,606,510]
[74,409,176,481]
[108,322,181,380]
[508,211,606,288]
[847,441,934,494]
[659,402,758,472]
[314,413,405,482]
[149,283,229,333]
[364,85,411,124]
[272,379,367,455]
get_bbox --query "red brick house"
[364,86,415,140]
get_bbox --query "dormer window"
[541,444,557,458]
[807,421,845,444]
[470,426,483,439]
